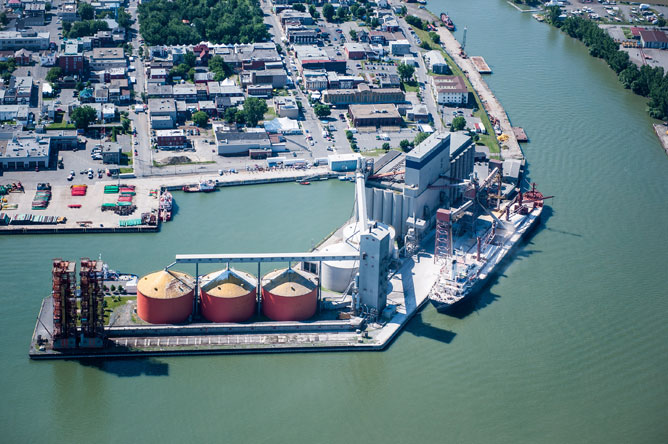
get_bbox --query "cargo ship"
[182,180,216,193]
[441,12,455,31]
[429,183,547,312]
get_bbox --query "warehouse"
[348,104,402,128]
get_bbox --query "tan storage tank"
[261,268,318,321]
[136,270,195,324]
[200,268,256,323]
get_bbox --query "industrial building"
[200,268,257,323]
[136,270,195,324]
[349,104,402,128]
[261,268,318,321]
[365,132,475,237]
[214,127,272,156]
[0,31,50,51]
[323,84,405,107]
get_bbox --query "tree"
[184,51,197,68]
[314,103,331,118]
[349,29,357,41]
[71,106,97,129]
[79,2,95,20]
[224,107,244,124]
[405,15,424,30]
[192,111,209,127]
[336,6,348,21]
[345,130,353,140]
[399,139,412,152]
[292,3,305,12]
[382,142,390,151]
[308,5,319,19]
[420,41,431,50]
[370,17,379,28]
[117,7,132,28]
[46,67,63,84]
[451,116,466,132]
[429,32,440,44]
[208,55,231,81]
[242,97,268,127]
[323,3,335,22]
[397,63,415,82]
[413,132,429,146]
[121,117,131,133]
[169,63,191,81]
[546,6,562,27]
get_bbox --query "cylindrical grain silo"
[200,268,256,323]
[261,268,318,321]
[136,270,195,324]
[320,242,359,293]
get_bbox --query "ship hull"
[429,206,543,312]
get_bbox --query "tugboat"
[159,191,173,221]
[182,180,216,193]
[441,12,455,31]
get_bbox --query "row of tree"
[63,20,109,38]
[548,7,668,119]
[138,0,269,45]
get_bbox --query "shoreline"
[404,2,525,161]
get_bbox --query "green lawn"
[46,122,75,130]
[402,80,419,93]
[103,295,135,324]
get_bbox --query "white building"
[0,31,50,51]
[0,134,51,169]
[432,75,468,105]
[389,40,411,56]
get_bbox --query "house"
[156,129,187,149]
[424,50,450,74]
[13,49,32,65]
[349,104,402,128]
[275,96,299,119]
[327,72,364,89]
[638,29,668,49]
[0,105,30,123]
[146,83,173,98]
[214,126,272,156]
[432,75,469,105]
[246,84,273,97]
[10,76,33,104]
[197,100,216,116]
[149,68,168,84]
[40,52,57,67]
[90,102,116,121]
[344,43,368,60]
[93,85,109,103]
[390,40,411,56]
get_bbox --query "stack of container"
[32,190,51,210]
[104,185,119,194]
[118,185,135,207]
[70,185,87,196]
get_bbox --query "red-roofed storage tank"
[261,268,318,321]
[136,270,195,324]
[200,268,257,323]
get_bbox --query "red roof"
[639,29,668,43]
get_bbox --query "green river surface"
[2,0,668,442]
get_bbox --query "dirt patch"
[158,156,192,166]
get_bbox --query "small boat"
[298,181,311,185]
[182,180,216,193]
[441,12,455,31]
[68,204,81,208]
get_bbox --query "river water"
[2,1,668,442]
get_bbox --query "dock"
[512,127,529,142]
[470,56,492,74]
[1,167,336,235]
[28,247,441,359]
